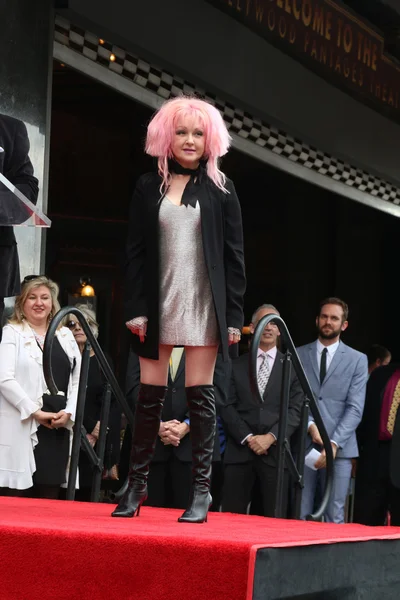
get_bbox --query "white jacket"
[0,322,81,489]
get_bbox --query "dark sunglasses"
[67,319,95,330]
[66,320,81,330]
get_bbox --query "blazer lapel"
[308,342,319,383]
[148,182,163,216]
[197,181,213,247]
[322,341,346,385]
[242,356,259,404]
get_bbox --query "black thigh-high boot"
[111,383,166,518]
[178,385,216,523]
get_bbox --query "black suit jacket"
[125,348,222,463]
[0,114,39,297]
[125,172,246,361]
[220,350,304,467]
[357,364,400,489]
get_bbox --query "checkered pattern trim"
[54,15,400,206]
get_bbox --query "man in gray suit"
[297,297,368,523]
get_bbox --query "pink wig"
[145,96,231,193]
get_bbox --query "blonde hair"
[64,303,99,339]
[9,276,61,325]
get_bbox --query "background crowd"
[1,278,398,527]
[1,110,399,526]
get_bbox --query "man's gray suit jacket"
[297,340,368,458]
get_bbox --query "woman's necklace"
[28,324,47,350]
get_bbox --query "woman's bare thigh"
[184,346,219,387]
[139,344,174,386]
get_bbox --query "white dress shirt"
[316,339,339,372]
[241,345,277,445]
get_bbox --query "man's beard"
[318,325,341,340]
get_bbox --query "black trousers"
[210,460,224,512]
[0,485,60,499]
[354,443,400,526]
[28,484,61,500]
[222,459,289,517]
[146,457,192,509]
[0,487,30,498]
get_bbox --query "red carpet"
[1,498,400,600]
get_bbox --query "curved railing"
[43,306,135,501]
[250,313,334,521]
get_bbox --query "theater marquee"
[208,0,400,123]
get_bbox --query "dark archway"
[47,61,399,374]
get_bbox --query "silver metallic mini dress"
[158,197,219,346]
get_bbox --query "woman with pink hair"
[112,96,246,523]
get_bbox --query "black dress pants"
[222,458,289,517]
[146,456,192,509]
[354,442,400,526]
[0,487,30,498]
[210,460,224,512]
[354,477,400,526]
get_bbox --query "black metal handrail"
[250,313,334,521]
[43,306,135,500]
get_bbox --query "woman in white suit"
[0,275,81,497]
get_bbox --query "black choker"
[168,159,204,208]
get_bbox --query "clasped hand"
[313,443,338,469]
[34,409,71,429]
[159,420,190,447]
[247,433,276,455]
[308,423,337,469]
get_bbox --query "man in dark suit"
[123,347,225,509]
[354,363,400,526]
[147,346,194,508]
[0,114,39,329]
[220,304,303,517]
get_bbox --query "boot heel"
[178,492,212,523]
[179,385,216,524]
[110,383,167,519]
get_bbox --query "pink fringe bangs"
[145,96,232,193]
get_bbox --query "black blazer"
[220,350,304,467]
[155,351,191,463]
[0,114,39,297]
[125,172,246,361]
[356,364,400,489]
